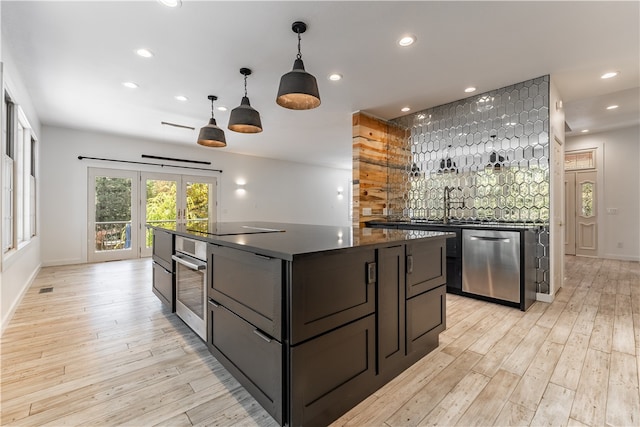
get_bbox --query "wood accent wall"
[352,112,409,227]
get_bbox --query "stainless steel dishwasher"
[462,229,520,304]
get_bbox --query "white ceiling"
[2,1,639,170]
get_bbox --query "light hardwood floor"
[1,256,639,426]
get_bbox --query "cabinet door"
[289,249,376,344]
[209,245,283,341]
[289,314,376,427]
[152,229,173,271]
[152,261,174,310]
[208,301,282,424]
[377,244,406,375]
[406,285,446,357]
[406,239,446,298]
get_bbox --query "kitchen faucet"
[443,186,464,224]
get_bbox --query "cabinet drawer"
[209,245,283,341]
[208,301,282,424]
[406,240,446,298]
[406,285,446,356]
[152,229,173,271]
[152,261,174,310]
[290,249,376,344]
[290,314,376,427]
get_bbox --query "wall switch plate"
[607,208,619,215]
[362,207,372,216]
[382,208,388,215]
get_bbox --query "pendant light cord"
[210,98,215,119]
[297,31,302,60]
[244,74,248,97]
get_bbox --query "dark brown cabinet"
[377,244,406,379]
[197,233,448,427]
[209,245,283,341]
[208,301,283,424]
[289,249,376,345]
[151,229,174,310]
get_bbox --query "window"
[2,91,37,254]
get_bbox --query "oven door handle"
[172,255,206,271]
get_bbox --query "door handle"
[253,329,273,343]
[172,255,206,271]
[469,236,510,243]
[406,255,414,274]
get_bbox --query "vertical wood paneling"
[352,112,409,227]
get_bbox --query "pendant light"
[197,95,227,148]
[228,68,263,133]
[276,21,321,110]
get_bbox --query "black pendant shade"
[228,68,263,133]
[197,95,227,148]
[276,21,321,110]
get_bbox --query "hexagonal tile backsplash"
[391,75,550,223]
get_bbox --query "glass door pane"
[183,176,217,233]
[141,174,179,257]
[88,168,138,262]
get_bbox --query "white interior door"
[575,170,598,257]
[88,168,139,262]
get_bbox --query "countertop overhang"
[150,221,454,261]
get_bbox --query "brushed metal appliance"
[173,236,207,339]
[462,229,520,304]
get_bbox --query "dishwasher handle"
[172,254,206,271]
[469,235,511,243]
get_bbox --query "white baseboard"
[1,263,41,336]
[41,257,85,267]
[602,253,640,262]
[536,291,556,303]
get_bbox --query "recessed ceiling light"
[216,106,228,112]
[606,105,619,110]
[601,71,619,79]
[157,0,181,7]
[581,129,589,133]
[401,107,411,112]
[398,35,416,47]
[464,87,477,93]
[328,73,343,81]
[136,48,153,58]
[122,82,139,89]
[175,95,188,102]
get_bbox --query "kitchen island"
[151,222,453,426]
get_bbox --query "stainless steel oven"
[172,236,207,340]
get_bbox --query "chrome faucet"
[443,186,464,224]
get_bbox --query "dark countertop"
[366,219,545,232]
[150,222,454,261]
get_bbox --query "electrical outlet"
[617,242,624,249]
[362,207,372,216]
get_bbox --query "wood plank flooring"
[1,256,639,426]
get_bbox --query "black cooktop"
[186,224,285,236]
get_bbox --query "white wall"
[545,76,566,302]
[41,125,352,266]
[566,124,640,261]
[1,40,43,333]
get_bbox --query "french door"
[88,168,217,262]
[140,173,217,257]
[88,168,139,262]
